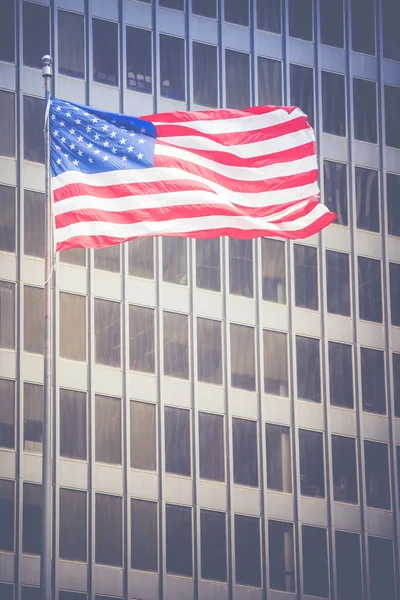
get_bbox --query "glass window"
[0,479,14,552]
[326,250,350,316]
[129,305,155,373]
[261,238,286,303]
[94,246,120,272]
[24,96,45,163]
[290,64,314,127]
[383,0,400,61]
[0,379,15,450]
[322,71,346,136]
[59,593,87,600]
[128,237,154,278]
[369,537,396,600]
[232,418,258,488]
[394,353,400,418]
[0,583,13,600]
[258,57,282,106]
[303,526,329,598]
[193,42,218,108]
[365,441,391,510]
[24,286,44,355]
[335,531,363,600]
[94,299,121,367]
[299,429,325,498]
[263,330,288,397]
[323,161,348,226]
[95,494,122,566]
[58,10,85,79]
[131,499,158,572]
[199,412,225,482]
[358,257,382,323]
[23,1,49,69]
[197,317,222,385]
[390,262,400,326]
[160,0,184,9]
[351,0,375,55]
[320,0,344,48]
[329,342,354,409]
[126,26,152,94]
[234,515,261,588]
[92,18,118,87]
[230,324,255,391]
[0,185,16,253]
[268,520,295,592]
[23,483,41,555]
[225,50,250,110]
[165,406,191,476]
[196,238,220,291]
[95,395,121,465]
[230,238,253,297]
[130,401,156,471]
[0,281,15,350]
[200,510,227,582]
[163,311,189,379]
[22,588,40,600]
[59,293,86,361]
[355,167,379,232]
[160,35,185,101]
[387,173,400,238]
[332,435,358,504]
[266,424,292,493]
[289,0,313,41]
[162,237,187,285]
[0,0,15,63]
[166,504,193,577]
[24,190,45,258]
[397,447,400,501]
[59,488,87,562]
[353,79,377,144]
[385,85,400,149]
[296,336,321,403]
[225,0,249,26]
[23,383,43,454]
[193,0,216,19]
[361,347,386,415]
[257,0,281,33]
[60,389,86,460]
[60,248,86,267]
[294,244,318,310]
[0,90,15,158]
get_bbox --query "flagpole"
[41,54,53,600]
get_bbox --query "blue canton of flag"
[50,98,157,177]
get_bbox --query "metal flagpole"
[41,54,53,600]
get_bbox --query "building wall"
[0,0,399,599]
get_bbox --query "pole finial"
[42,55,53,78]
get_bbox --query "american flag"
[50,98,335,252]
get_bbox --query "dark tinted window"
[358,257,382,323]
[23,1,50,69]
[0,281,15,350]
[166,504,193,577]
[266,424,292,493]
[193,42,218,107]
[261,238,286,303]
[59,293,86,361]
[383,0,400,61]
[94,246,120,272]
[162,237,187,285]
[0,185,16,253]
[390,262,400,326]
[199,412,225,482]
[365,441,391,510]
[290,64,314,127]
[230,324,255,391]
[326,250,350,316]
[95,394,121,465]
[336,532,363,600]
[232,418,258,487]
[60,248,86,267]
[163,311,189,379]
[323,161,348,226]
[263,330,288,397]
[130,401,156,471]
[329,342,354,409]
[225,50,250,110]
[22,588,40,600]
[131,499,158,572]
[129,305,155,373]
[94,299,121,367]
[258,57,282,106]
[294,244,318,310]
[0,90,15,158]
[196,238,220,291]
[332,435,358,504]
[299,429,325,498]
[58,10,85,79]
[200,510,227,582]
[257,0,281,33]
[24,190,45,258]
[93,19,118,87]
[361,347,386,415]
[23,483,41,555]
[394,353,400,418]
[59,593,87,600]
[302,526,329,598]
[387,173,400,237]
[24,96,45,163]
[193,0,216,19]
[229,239,253,297]
[0,583,13,600]
[296,336,321,403]
[197,318,222,385]
[289,0,313,40]
[268,520,295,592]
[0,479,14,552]
[95,494,123,566]
[60,389,86,460]
[320,0,344,48]
[385,85,400,149]
[23,383,43,454]
[160,35,185,101]
[355,167,379,232]
[59,489,87,562]
[127,27,152,94]
[234,515,261,587]
[24,286,44,355]
[351,0,375,55]
[225,0,249,26]
[0,0,15,63]
[165,406,191,476]
[0,379,15,450]
[322,72,346,136]
[160,0,184,9]
[128,237,154,278]
[353,79,377,143]
[369,537,396,600]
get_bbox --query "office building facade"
[0,0,399,598]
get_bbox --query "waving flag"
[50,98,335,251]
